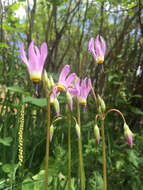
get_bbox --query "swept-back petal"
[88,38,94,52]
[68,88,78,97]
[28,40,38,70]
[95,35,102,57]
[87,78,92,93]
[40,42,48,65]
[34,46,40,58]
[75,77,80,98]
[59,65,70,82]
[20,43,29,67]
[81,77,87,89]
[66,73,76,87]
[100,36,106,56]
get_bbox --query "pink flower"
[56,65,76,91]
[20,40,47,82]
[75,77,92,107]
[89,35,106,64]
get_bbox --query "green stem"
[77,101,85,190]
[100,115,107,190]
[67,112,71,190]
[45,96,51,190]
[105,109,126,123]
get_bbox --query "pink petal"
[88,38,94,51]
[40,42,48,66]
[81,78,87,98]
[59,65,70,82]
[68,88,78,97]
[34,46,40,58]
[75,78,80,98]
[87,78,92,94]
[95,35,103,57]
[100,36,106,56]
[28,40,39,71]
[89,38,97,60]
[20,43,29,67]
[127,135,133,148]
[65,73,76,87]
[96,137,100,144]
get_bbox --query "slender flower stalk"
[100,115,107,190]
[77,101,85,190]
[67,109,71,190]
[105,109,133,148]
[45,95,51,190]
[92,87,107,190]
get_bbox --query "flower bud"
[53,98,60,117]
[94,124,100,144]
[50,124,54,142]
[97,95,106,113]
[66,91,73,111]
[75,122,80,138]
[49,75,55,88]
[123,123,133,148]
[43,70,51,90]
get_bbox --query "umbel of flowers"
[20,36,133,190]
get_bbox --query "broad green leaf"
[0,179,6,189]
[130,106,143,115]
[127,150,139,167]
[0,137,12,146]
[2,163,17,173]
[7,86,25,94]
[24,96,47,107]
[22,178,34,190]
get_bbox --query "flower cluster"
[50,65,92,115]
[20,36,133,148]
[20,40,92,115]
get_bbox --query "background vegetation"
[0,0,143,189]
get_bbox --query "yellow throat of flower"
[56,84,65,91]
[79,98,86,106]
[96,56,104,64]
[30,72,41,83]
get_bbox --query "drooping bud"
[94,124,100,144]
[50,124,54,142]
[49,75,55,88]
[43,70,51,90]
[75,122,80,138]
[53,98,60,117]
[97,95,106,113]
[123,123,133,148]
[66,91,73,111]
